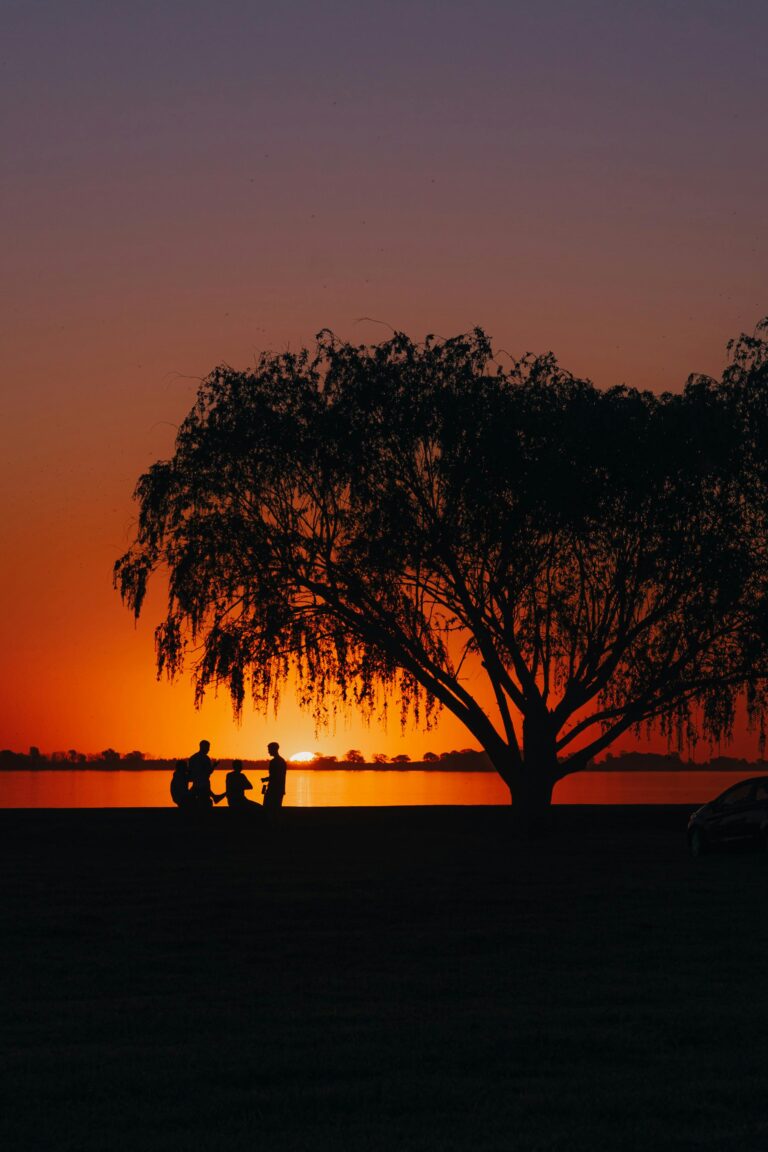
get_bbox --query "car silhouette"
[688,776,768,856]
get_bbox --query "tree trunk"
[511,770,555,815]
[502,770,555,837]
[511,715,560,828]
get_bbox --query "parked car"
[688,776,768,856]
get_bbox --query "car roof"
[715,775,768,798]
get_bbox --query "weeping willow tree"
[115,323,768,814]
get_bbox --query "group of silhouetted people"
[171,739,287,817]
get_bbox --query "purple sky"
[1,0,766,757]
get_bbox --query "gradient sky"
[2,0,767,759]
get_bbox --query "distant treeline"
[593,751,768,772]
[1,748,766,773]
[0,747,494,771]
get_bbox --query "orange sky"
[1,3,767,760]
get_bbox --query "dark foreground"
[2,806,767,1152]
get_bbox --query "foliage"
[115,324,768,809]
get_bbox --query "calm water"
[0,768,761,808]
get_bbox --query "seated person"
[170,760,192,808]
[225,760,261,812]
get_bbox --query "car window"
[719,783,754,807]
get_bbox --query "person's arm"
[243,777,253,791]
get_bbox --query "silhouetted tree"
[390,754,411,764]
[345,749,365,764]
[115,324,768,815]
[422,751,439,762]
[100,748,121,764]
[372,753,389,765]
[313,754,338,768]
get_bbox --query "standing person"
[188,739,224,807]
[225,759,261,813]
[263,741,287,813]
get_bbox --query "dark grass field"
[2,805,768,1151]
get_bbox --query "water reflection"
[0,768,762,807]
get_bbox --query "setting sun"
[289,751,317,763]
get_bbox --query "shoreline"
[0,803,697,823]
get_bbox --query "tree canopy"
[115,323,768,811]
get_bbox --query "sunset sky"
[2,1,767,760]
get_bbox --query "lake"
[0,768,762,807]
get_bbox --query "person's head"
[199,739,210,753]
[267,741,279,755]
[232,759,243,773]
